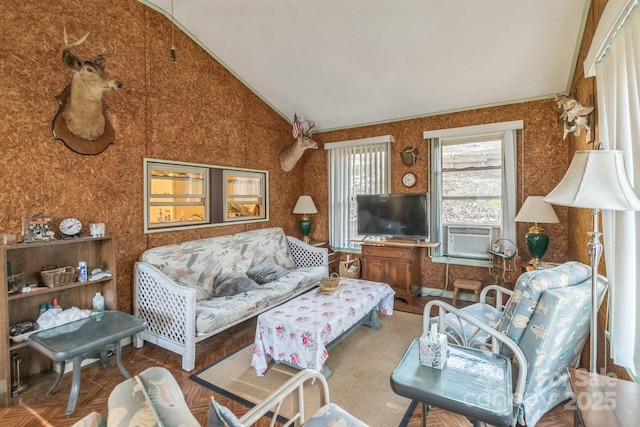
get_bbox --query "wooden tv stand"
[359,240,438,305]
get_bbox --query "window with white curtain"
[325,136,392,250]
[424,121,521,262]
[585,0,640,378]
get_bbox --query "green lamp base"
[525,231,549,266]
[299,216,312,243]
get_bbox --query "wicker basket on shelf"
[40,266,78,288]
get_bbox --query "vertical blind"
[325,136,391,249]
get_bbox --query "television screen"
[356,193,429,239]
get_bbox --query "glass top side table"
[391,338,513,427]
[28,310,147,416]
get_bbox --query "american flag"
[292,114,302,138]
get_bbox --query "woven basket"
[40,266,79,288]
[320,273,341,292]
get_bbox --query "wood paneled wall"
[0,0,616,376]
[0,1,304,313]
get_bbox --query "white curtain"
[430,138,444,256]
[501,130,518,243]
[594,1,640,376]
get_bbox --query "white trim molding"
[324,135,394,150]
[423,120,523,139]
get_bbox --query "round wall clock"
[59,218,82,237]
[402,172,417,188]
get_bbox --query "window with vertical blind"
[325,135,392,250]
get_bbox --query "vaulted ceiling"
[139,0,590,132]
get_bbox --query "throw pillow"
[247,259,289,284]
[213,273,259,297]
[207,396,242,427]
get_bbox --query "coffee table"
[251,278,395,378]
[391,339,513,427]
[28,310,147,416]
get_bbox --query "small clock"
[59,218,82,237]
[402,172,417,188]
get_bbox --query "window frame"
[143,158,269,233]
[424,121,522,265]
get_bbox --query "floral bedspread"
[251,278,395,376]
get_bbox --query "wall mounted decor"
[555,93,594,141]
[52,28,122,155]
[400,146,418,166]
[280,114,318,172]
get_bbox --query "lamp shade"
[544,150,640,211]
[293,196,318,215]
[515,196,559,224]
[515,196,559,266]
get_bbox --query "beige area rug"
[191,311,422,427]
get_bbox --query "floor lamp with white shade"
[544,149,640,373]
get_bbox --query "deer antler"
[302,120,315,136]
[91,45,117,70]
[63,26,90,49]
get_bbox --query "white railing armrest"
[239,369,331,427]
[287,236,328,268]
[480,284,514,310]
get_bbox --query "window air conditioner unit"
[446,226,493,259]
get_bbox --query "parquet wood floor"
[0,295,574,426]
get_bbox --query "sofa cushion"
[213,273,260,297]
[140,227,296,302]
[247,258,289,284]
[195,265,327,335]
[208,396,242,427]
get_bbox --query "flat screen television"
[356,193,429,239]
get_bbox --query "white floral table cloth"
[251,278,395,376]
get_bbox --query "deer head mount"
[280,118,318,172]
[52,27,122,155]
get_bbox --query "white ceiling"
[139,0,590,132]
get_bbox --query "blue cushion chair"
[427,261,608,426]
[71,367,367,427]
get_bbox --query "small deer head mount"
[52,27,123,155]
[555,93,594,141]
[280,116,318,172]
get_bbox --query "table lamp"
[544,149,640,373]
[293,195,317,243]
[514,196,559,267]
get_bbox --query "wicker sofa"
[133,227,328,371]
